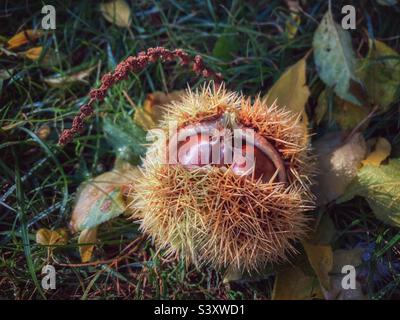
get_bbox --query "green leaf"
[212,27,239,62]
[338,158,400,228]
[313,11,366,106]
[103,115,147,165]
[358,40,400,112]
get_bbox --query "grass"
[1,0,400,299]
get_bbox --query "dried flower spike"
[58,47,222,145]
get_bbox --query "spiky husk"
[128,83,315,271]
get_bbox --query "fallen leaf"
[7,29,43,50]
[36,228,68,246]
[134,91,184,130]
[302,242,333,291]
[331,98,370,130]
[36,124,51,140]
[22,46,42,60]
[285,1,302,39]
[311,213,336,245]
[313,132,367,205]
[358,40,400,112]
[286,13,301,39]
[338,158,400,228]
[100,0,132,28]
[264,58,310,128]
[78,227,98,263]
[70,167,141,233]
[313,11,366,106]
[362,137,391,166]
[272,266,323,300]
[314,89,330,125]
[315,89,370,129]
[44,66,96,88]
[331,248,364,273]
[212,26,239,62]
[103,115,148,164]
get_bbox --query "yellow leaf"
[314,90,329,125]
[315,89,370,130]
[23,46,43,60]
[134,108,157,131]
[36,124,51,140]
[272,266,323,300]
[362,137,391,167]
[264,58,310,129]
[286,13,301,39]
[100,0,132,28]
[359,40,400,112]
[331,248,364,273]
[311,213,336,245]
[36,228,68,246]
[302,242,333,291]
[78,228,98,263]
[332,99,370,130]
[134,91,184,130]
[7,29,43,50]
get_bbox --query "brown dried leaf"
[36,228,68,246]
[134,90,184,130]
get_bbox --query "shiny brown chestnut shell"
[168,118,287,183]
